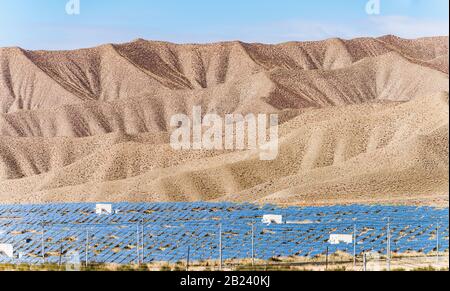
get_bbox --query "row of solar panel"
[0,203,448,265]
[0,222,448,264]
[1,204,447,224]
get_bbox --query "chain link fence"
[1,218,448,271]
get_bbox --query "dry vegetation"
[0,35,448,206]
[0,252,448,272]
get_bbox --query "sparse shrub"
[412,266,437,272]
[159,264,171,271]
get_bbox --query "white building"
[329,234,353,245]
[95,204,113,215]
[262,215,283,225]
[0,244,14,258]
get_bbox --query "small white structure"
[365,251,382,271]
[262,215,283,225]
[95,204,113,215]
[65,251,81,271]
[0,244,14,258]
[329,234,353,245]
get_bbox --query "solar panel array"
[0,203,448,265]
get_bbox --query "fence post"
[387,218,391,271]
[136,223,140,265]
[353,224,357,270]
[85,228,89,268]
[325,246,329,271]
[141,219,145,265]
[436,221,440,267]
[363,252,367,271]
[41,223,45,264]
[186,246,190,271]
[251,222,255,267]
[59,243,63,267]
[219,223,223,271]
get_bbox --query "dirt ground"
[1,252,447,271]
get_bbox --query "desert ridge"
[0,36,448,206]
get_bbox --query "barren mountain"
[0,35,448,206]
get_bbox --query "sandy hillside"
[0,35,448,206]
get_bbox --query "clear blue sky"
[0,0,448,50]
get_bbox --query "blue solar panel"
[0,203,448,264]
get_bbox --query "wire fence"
[1,218,448,271]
